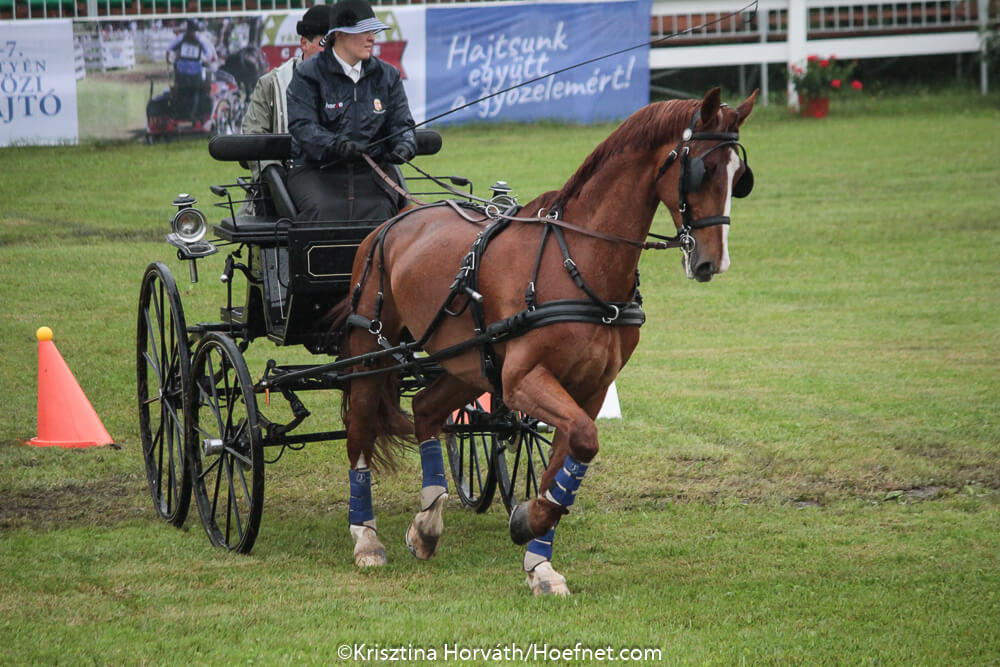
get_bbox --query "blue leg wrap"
[544,455,589,508]
[526,524,557,562]
[348,468,375,526]
[419,438,448,492]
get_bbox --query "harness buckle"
[680,231,696,253]
[602,304,620,325]
[368,320,383,336]
[461,251,476,272]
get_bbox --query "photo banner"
[1,20,79,146]
[260,6,427,123]
[425,0,651,125]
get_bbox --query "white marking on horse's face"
[718,151,740,274]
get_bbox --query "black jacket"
[286,50,416,166]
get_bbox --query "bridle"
[652,107,754,253]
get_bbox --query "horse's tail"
[326,296,414,473]
[324,295,353,350]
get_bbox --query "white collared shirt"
[331,49,362,83]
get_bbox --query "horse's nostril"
[694,261,716,282]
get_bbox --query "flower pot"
[800,96,830,118]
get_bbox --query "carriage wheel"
[494,413,554,515]
[443,396,497,512]
[210,98,236,137]
[136,262,192,526]
[187,333,264,553]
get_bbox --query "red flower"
[831,79,841,89]
[819,59,830,68]
[851,80,863,90]
[807,54,819,62]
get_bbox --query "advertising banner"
[1,2,650,145]
[425,0,651,125]
[1,20,79,146]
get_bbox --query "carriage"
[145,68,245,143]
[136,129,551,554]
[137,88,756,593]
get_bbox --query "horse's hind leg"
[346,376,387,568]
[405,375,481,560]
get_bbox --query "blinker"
[733,165,754,198]
[681,156,705,195]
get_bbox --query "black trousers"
[287,161,404,223]
[173,72,204,121]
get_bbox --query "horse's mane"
[544,99,702,209]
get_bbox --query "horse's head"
[655,88,757,282]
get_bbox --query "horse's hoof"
[525,561,570,596]
[509,502,535,545]
[351,525,387,568]
[406,492,447,560]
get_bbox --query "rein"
[371,156,687,251]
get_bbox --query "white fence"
[77,29,136,70]
[650,0,994,101]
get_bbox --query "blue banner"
[425,0,651,125]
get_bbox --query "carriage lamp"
[167,193,217,283]
[171,198,207,244]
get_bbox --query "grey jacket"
[241,57,299,180]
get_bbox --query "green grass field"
[1,88,998,664]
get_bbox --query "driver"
[286,0,416,223]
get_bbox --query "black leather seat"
[262,164,299,221]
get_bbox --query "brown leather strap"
[362,153,426,207]
[368,153,681,250]
[445,199,490,224]
[497,210,683,250]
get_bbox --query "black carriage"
[136,131,552,552]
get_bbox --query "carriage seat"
[262,163,299,221]
[214,214,290,244]
[208,130,442,166]
[209,130,441,225]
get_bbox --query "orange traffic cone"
[28,326,113,448]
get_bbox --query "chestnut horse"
[332,87,758,595]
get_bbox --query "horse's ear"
[735,89,760,127]
[700,88,722,125]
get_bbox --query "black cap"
[329,0,387,34]
[297,5,332,38]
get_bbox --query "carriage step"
[220,306,245,323]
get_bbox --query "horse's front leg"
[504,367,606,595]
[405,375,479,560]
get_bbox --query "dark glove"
[388,143,415,164]
[339,140,364,160]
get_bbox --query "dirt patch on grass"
[0,481,150,531]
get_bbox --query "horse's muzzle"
[692,260,717,282]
